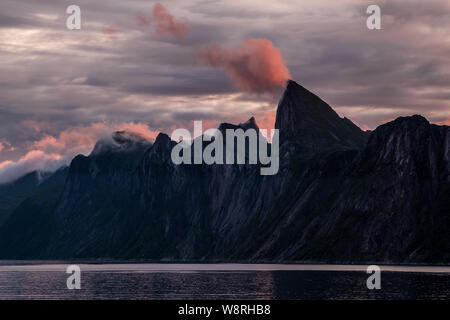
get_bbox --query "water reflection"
[0,268,448,300]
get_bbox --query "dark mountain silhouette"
[276,80,368,150]
[0,80,448,263]
[0,170,53,228]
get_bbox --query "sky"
[0,0,449,183]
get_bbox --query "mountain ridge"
[0,80,448,263]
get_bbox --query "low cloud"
[0,122,159,184]
[32,121,159,155]
[198,38,291,94]
[0,150,62,184]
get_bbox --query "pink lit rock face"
[0,81,448,264]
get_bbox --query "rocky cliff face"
[0,80,448,263]
[253,114,450,263]
[275,80,368,150]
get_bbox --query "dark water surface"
[0,263,448,299]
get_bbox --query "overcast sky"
[0,0,449,182]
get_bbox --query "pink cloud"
[435,119,450,125]
[0,122,160,184]
[137,3,189,42]
[136,11,151,26]
[32,122,159,156]
[0,160,13,170]
[198,38,291,94]
[102,23,123,35]
[252,109,276,131]
[152,3,189,41]
[0,150,62,184]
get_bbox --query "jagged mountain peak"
[360,114,449,174]
[390,114,429,127]
[154,132,170,144]
[1,80,448,263]
[91,130,152,156]
[369,114,432,146]
[275,80,368,150]
[238,117,259,130]
[152,132,174,153]
[218,116,259,133]
[146,132,176,165]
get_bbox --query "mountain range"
[0,80,448,263]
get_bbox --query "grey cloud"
[0,13,36,27]
[1,0,450,172]
[382,0,450,20]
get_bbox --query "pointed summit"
[218,116,259,133]
[152,132,174,152]
[275,80,368,151]
[147,132,176,163]
[238,117,259,131]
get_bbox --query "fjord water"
[0,263,449,300]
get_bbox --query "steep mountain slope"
[275,80,368,150]
[0,80,448,263]
[0,167,68,257]
[0,171,53,227]
[252,115,450,263]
